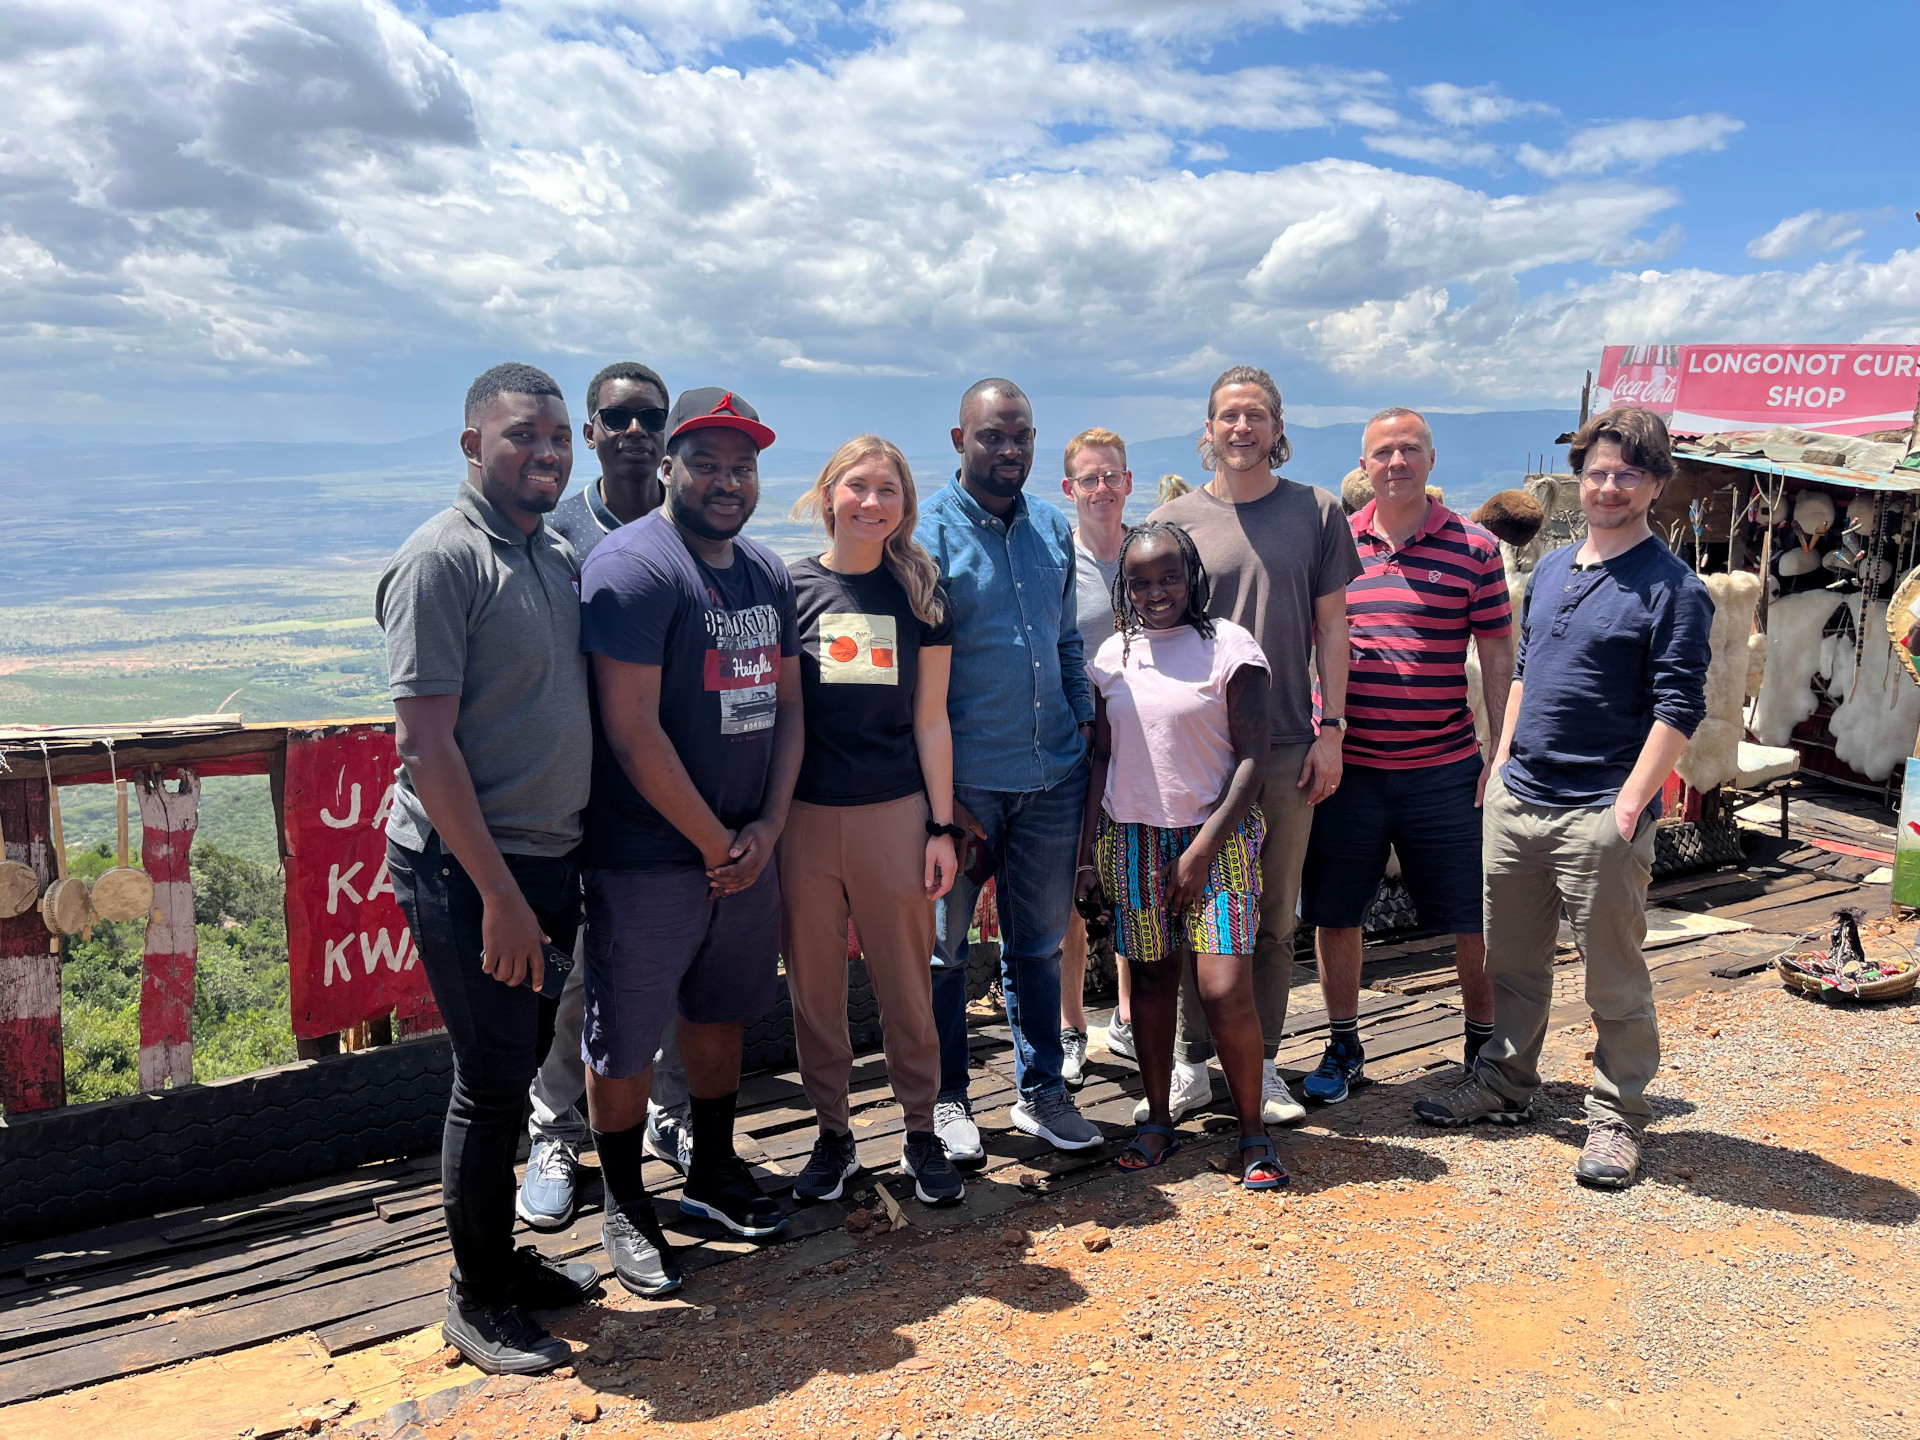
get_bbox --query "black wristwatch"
[926,819,967,841]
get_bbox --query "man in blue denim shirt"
[918,378,1103,1158]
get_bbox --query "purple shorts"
[580,865,782,1078]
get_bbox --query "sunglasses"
[595,406,668,435]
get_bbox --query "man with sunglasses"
[520,362,700,1234]
[1057,428,1132,1085]
[1415,407,1710,1194]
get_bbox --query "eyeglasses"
[595,405,668,435]
[1071,470,1128,492]
[1580,468,1649,491]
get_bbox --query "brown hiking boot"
[1411,1066,1533,1128]
[1576,1119,1642,1189]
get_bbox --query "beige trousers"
[1173,742,1314,1063]
[779,794,941,1134]
[1478,772,1660,1129]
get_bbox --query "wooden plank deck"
[0,780,1898,1408]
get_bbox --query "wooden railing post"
[0,775,63,1114]
[137,769,200,1090]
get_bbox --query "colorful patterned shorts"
[1094,806,1265,965]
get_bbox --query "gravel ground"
[353,977,1918,1440]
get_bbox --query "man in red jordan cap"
[575,387,804,1295]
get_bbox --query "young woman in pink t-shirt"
[1074,521,1284,1188]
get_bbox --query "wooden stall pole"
[0,775,63,1114]
[137,768,200,1091]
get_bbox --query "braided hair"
[1109,521,1214,662]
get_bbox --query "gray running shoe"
[1411,1066,1533,1127]
[644,1111,693,1174]
[1060,1027,1089,1089]
[901,1130,966,1205]
[793,1129,860,1202]
[1103,1016,1136,1062]
[1576,1118,1642,1189]
[1010,1089,1103,1151]
[933,1097,984,1166]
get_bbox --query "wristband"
[925,820,967,841]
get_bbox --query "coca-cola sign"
[1596,343,1920,436]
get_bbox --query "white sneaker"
[1060,1027,1088,1090]
[1132,1059,1213,1124]
[1262,1060,1306,1125]
[933,1097,984,1166]
[1103,1017,1136,1062]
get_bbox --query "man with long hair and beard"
[1148,366,1363,1131]
[576,388,804,1297]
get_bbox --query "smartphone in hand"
[525,941,575,1000]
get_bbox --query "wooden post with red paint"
[0,775,63,1115]
[137,769,200,1091]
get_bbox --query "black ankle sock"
[1464,1018,1495,1065]
[594,1124,649,1212]
[1328,1016,1360,1045]
[688,1091,739,1182]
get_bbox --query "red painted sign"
[284,726,434,1038]
[1597,343,1920,436]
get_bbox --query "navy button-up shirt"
[1504,535,1711,811]
[918,476,1093,792]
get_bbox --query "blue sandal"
[1239,1135,1289,1190]
[1116,1123,1183,1171]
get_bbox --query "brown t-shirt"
[1148,477,1362,745]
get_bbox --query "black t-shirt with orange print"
[789,557,953,807]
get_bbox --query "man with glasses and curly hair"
[1414,407,1711,1193]
[1148,366,1362,1129]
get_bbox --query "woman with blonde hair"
[781,435,967,1206]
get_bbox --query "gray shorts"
[580,865,782,1079]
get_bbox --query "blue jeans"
[932,757,1089,1104]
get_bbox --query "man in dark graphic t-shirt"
[576,388,803,1298]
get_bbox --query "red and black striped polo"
[1343,498,1512,769]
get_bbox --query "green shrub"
[59,843,296,1102]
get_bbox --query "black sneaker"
[442,1295,571,1375]
[681,1154,790,1238]
[1411,1067,1533,1127]
[901,1130,965,1205]
[503,1244,601,1309]
[603,1204,683,1297]
[793,1130,860,1202]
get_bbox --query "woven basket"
[1776,953,1920,1001]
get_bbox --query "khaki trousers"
[1173,742,1314,1063]
[1478,773,1660,1129]
[779,794,941,1134]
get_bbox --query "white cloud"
[1746,206,1893,260]
[1363,132,1498,168]
[1518,113,1745,177]
[0,0,1911,439]
[1412,82,1553,129]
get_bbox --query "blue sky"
[3,0,1915,452]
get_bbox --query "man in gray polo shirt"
[378,361,600,1376]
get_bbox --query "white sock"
[1174,1059,1208,1088]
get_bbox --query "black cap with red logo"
[666,387,775,450]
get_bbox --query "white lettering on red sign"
[327,861,365,915]
[320,783,362,829]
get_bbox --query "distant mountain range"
[0,410,1573,604]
